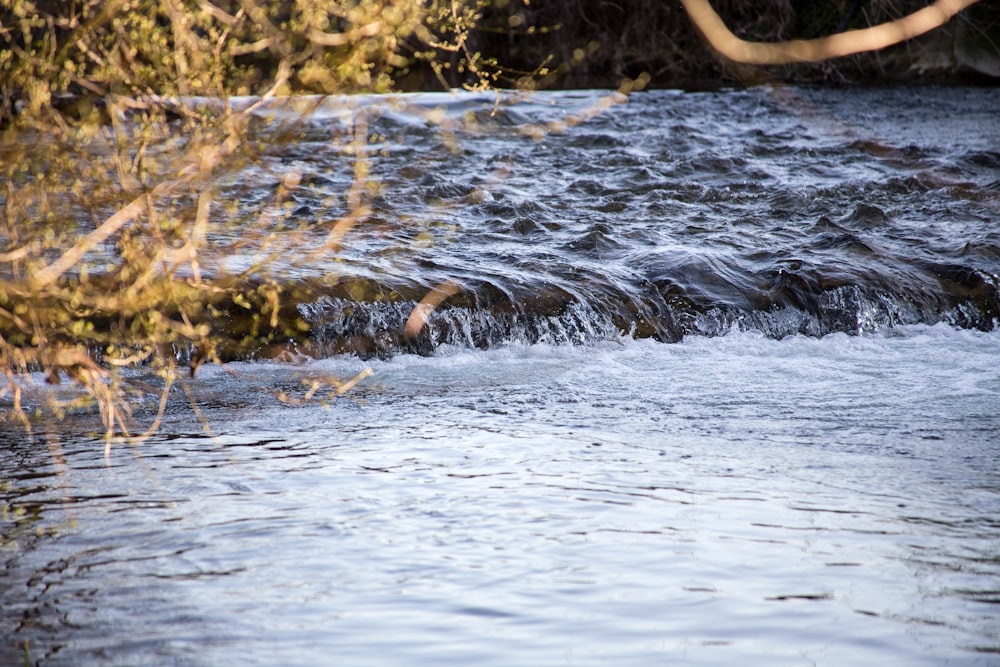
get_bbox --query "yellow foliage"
[0,0,508,440]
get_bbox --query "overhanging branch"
[680,0,979,65]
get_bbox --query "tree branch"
[680,0,979,65]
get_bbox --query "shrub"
[0,0,501,440]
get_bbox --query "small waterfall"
[296,271,999,357]
[298,295,624,357]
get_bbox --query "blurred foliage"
[0,0,507,440]
[0,0,501,107]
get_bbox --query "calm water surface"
[2,86,1000,665]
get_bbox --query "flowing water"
[2,86,1000,665]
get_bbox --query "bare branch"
[404,281,461,340]
[680,0,979,65]
[306,22,384,47]
[29,140,240,289]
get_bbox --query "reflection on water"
[3,326,999,666]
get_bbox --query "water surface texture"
[2,86,1000,665]
[265,86,1000,355]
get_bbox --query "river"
[2,85,999,665]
